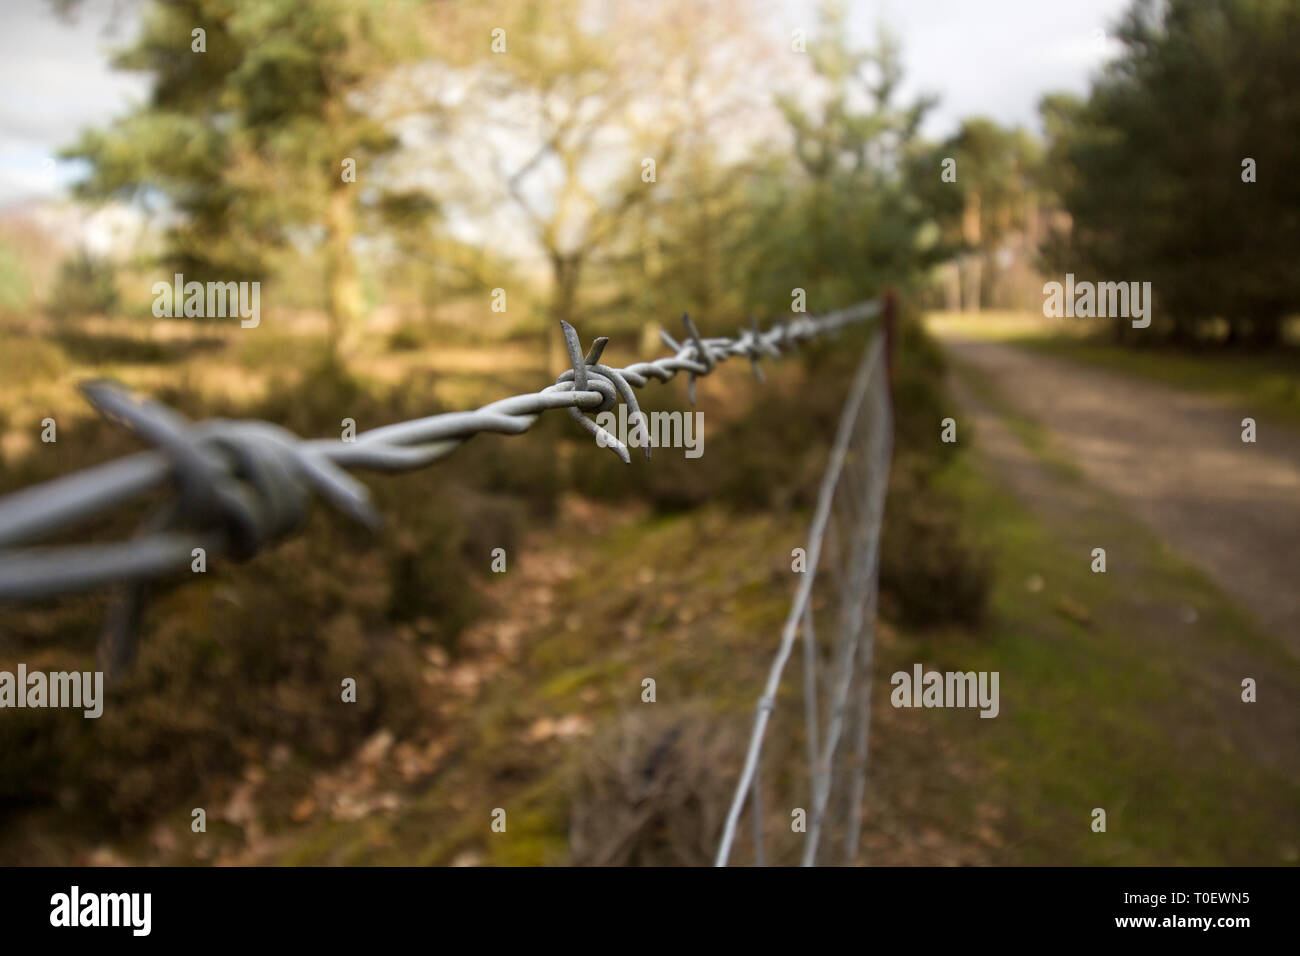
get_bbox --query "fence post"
[882,288,898,417]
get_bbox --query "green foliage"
[624,8,940,328]
[0,243,32,314]
[61,0,434,341]
[50,328,223,365]
[741,13,938,310]
[879,466,992,628]
[48,249,119,318]
[912,117,1043,254]
[1040,0,1300,344]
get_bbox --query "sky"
[851,0,1131,137]
[0,0,1132,208]
[0,0,146,207]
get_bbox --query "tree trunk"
[1248,314,1281,349]
[962,254,983,312]
[325,182,362,359]
[1224,317,1243,347]
[547,252,582,372]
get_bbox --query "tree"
[62,0,437,351]
[436,0,762,360]
[735,5,938,314]
[1040,0,1300,345]
[914,117,1043,310]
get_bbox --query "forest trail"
[940,336,1300,658]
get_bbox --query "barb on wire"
[0,300,882,642]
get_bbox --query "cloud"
[845,0,1132,137]
[0,0,146,205]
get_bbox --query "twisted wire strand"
[0,299,881,604]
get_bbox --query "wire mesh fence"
[716,318,893,866]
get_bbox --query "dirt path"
[942,338,1300,656]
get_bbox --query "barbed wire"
[1,294,893,857]
[0,300,882,639]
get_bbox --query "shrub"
[879,463,992,627]
[0,359,543,829]
[47,249,118,319]
[569,707,739,866]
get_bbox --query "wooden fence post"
[882,288,898,419]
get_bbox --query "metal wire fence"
[716,319,893,866]
[1,296,895,863]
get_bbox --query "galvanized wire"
[0,300,880,624]
[715,325,893,867]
